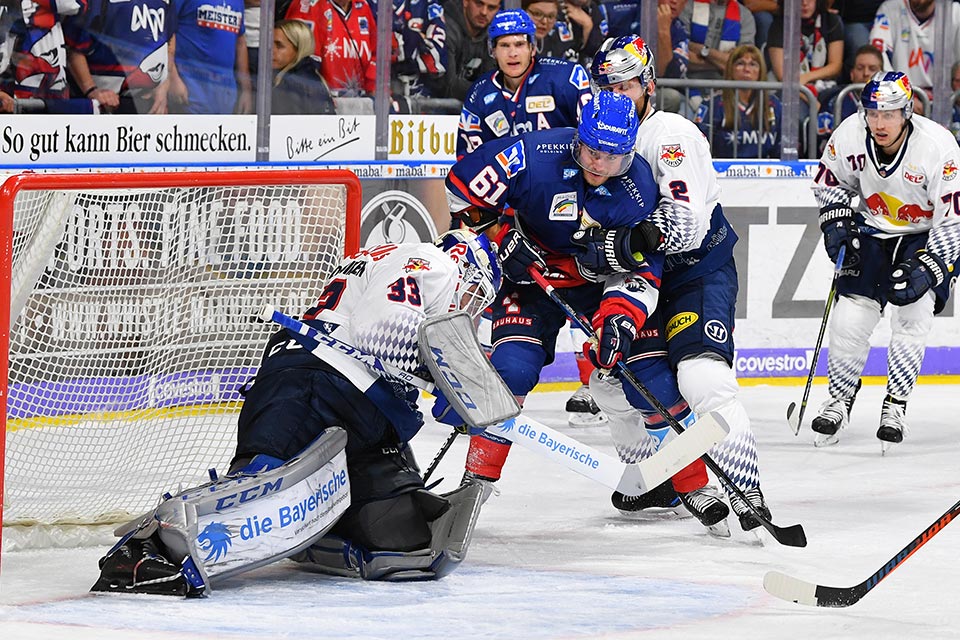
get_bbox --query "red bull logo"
[403,258,432,272]
[623,37,649,64]
[943,161,958,181]
[865,192,933,226]
[659,144,685,167]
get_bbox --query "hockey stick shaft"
[422,429,459,484]
[528,267,806,547]
[259,305,435,392]
[786,245,846,435]
[764,497,960,607]
[262,305,725,497]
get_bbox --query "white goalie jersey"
[815,113,960,260]
[303,243,461,378]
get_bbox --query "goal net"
[1,170,361,542]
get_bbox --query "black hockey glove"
[888,250,950,306]
[584,313,637,370]
[570,221,663,275]
[819,206,861,269]
[498,228,546,284]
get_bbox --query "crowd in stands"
[2,0,960,159]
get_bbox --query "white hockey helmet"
[434,229,501,318]
[590,35,656,89]
[860,71,914,120]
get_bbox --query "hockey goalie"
[90,230,507,596]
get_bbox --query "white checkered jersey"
[816,113,960,253]
[635,110,721,254]
[308,243,461,374]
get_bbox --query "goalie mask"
[572,91,639,177]
[435,230,502,318]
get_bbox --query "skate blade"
[813,432,839,448]
[567,411,608,427]
[880,440,899,456]
[705,519,731,538]
[616,505,693,521]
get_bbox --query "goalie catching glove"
[888,250,950,306]
[570,221,664,275]
[584,312,637,370]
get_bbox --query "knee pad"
[490,340,545,397]
[891,292,935,340]
[830,295,881,353]
[677,354,738,415]
[619,356,682,415]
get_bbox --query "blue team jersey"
[170,0,244,114]
[695,92,782,159]
[446,127,663,288]
[456,56,592,159]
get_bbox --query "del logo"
[943,161,958,181]
[666,311,698,341]
[495,141,527,178]
[403,257,431,272]
[198,522,232,563]
[660,144,685,167]
[903,169,924,184]
[526,96,556,113]
[549,191,578,220]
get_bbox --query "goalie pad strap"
[148,427,350,591]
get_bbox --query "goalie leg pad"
[96,427,351,595]
[297,480,491,581]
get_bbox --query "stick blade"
[771,522,807,548]
[763,570,819,606]
[786,402,801,435]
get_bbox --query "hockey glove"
[431,388,483,435]
[498,228,546,284]
[819,206,861,269]
[888,250,950,306]
[583,313,637,370]
[570,221,660,276]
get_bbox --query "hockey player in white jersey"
[810,71,959,451]
[90,231,502,595]
[577,35,771,535]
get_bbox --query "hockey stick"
[786,245,845,435]
[422,429,459,484]
[528,267,807,547]
[260,305,728,496]
[764,497,960,607]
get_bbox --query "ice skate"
[611,480,690,519]
[565,384,608,426]
[727,486,771,532]
[679,486,730,537]
[878,395,908,455]
[811,381,861,447]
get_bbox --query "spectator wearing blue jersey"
[601,0,640,38]
[695,44,781,158]
[455,9,592,160]
[522,0,606,67]
[64,0,173,114]
[168,0,253,114]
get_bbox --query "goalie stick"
[259,305,729,496]
[764,497,960,607]
[528,267,807,548]
[786,246,845,435]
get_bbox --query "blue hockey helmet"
[861,71,914,120]
[572,92,638,177]
[591,35,656,89]
[488,9,537,50]
[434,229,502,318]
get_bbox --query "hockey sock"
[465,433,512,481]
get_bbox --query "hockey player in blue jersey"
[455,8,592,160]
[445,91,724,531]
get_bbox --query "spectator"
[1,0,93,111]
[816,44,883,153]
[427,0,498,100]
[244,0,261,92]
[950,60,960,143]
[833,0,883,80]
[285,0,377,97]
[695,44,781,158]
[767,0,843,97]
[64,0,173,114]
[271,19,335,115]
[870,0,960,102]
[168,0,253,114]
[742,0,778,51]
[600,0,640,38]
[656,0,690,113]
[522,0,606,67]
[390,0,448,106]
[680,0,756,81]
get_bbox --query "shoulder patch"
[944,160,958,181]
[428,3,443,19]
[569,64,590,91]
[459,108,481,131]
[660,144,685,167]
[826,140,837,161]
[495,140,527,178]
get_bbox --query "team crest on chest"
[549,192,578,220]
[660,144,685,167]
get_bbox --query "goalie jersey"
[815,113,960,263]
[257,243,460,442]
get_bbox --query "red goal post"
[0,169,361,553]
